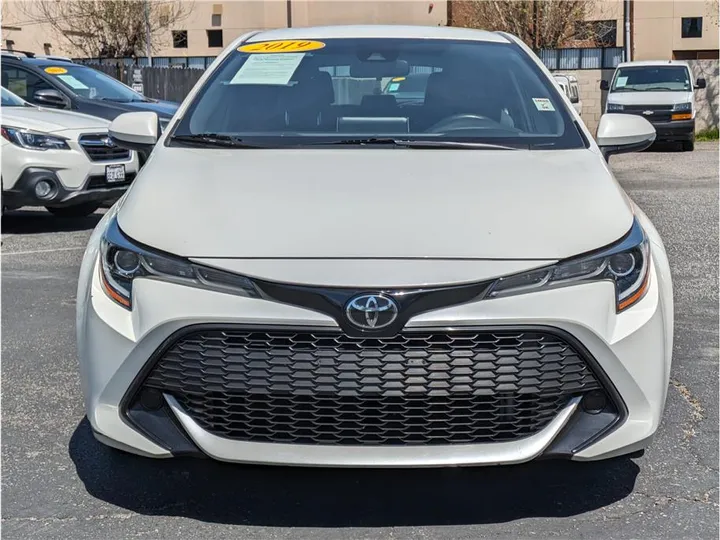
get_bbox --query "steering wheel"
[426,113,493,133]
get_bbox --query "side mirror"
[695,78,706,89]
[109,111,159,153]
[596,113,656,160]
[600,80,610,91]
[33,89,69,108]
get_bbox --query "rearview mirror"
[33,89,69,109]
[109,111,159,153]
[599,80,610,91]
[350,59,409,79]
[695,77,706,89]
[596,113,656,160]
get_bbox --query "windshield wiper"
[171,134,269,148]
[309,138,522,150]
[98,97,132,103]
[644,87,674,91]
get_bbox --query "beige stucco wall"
[689,59,720,131]
[1,0,446,58]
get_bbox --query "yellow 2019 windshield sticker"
[238,40,326,54]
[44,66,68,75]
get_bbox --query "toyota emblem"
[345,294,399,330]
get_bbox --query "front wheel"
[682,137,695,152]
[46,202,101,218]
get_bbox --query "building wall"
[1,0,446,59]
[689,59,720,132]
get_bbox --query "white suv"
[1,87,139,217]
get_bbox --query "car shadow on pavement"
[1,209,102,234]
[69,418,640,527]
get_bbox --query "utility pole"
[144,0,153,66]
[623,0,632,62]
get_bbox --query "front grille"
[79,134,131,161]
[140,328,603,446]
[620,104,673,122]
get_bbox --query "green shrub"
[696,128,719,141]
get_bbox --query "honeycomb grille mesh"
[143,328,602,446]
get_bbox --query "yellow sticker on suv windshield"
[238,40,326,54]
[44,66,68,75]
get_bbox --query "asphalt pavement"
[2,142,718,539]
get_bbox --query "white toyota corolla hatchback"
[77,26,673,467]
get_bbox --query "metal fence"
[537,47,625,70]
[81,46,625,103]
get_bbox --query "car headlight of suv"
[606,103,624,112]
[99,217,259,309]
[0,126,70,150]
[487,218,650,312]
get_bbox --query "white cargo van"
[553,74,582,117]
[601,60,706,151]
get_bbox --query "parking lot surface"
[2,143,718,540]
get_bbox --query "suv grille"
[140,328,603,446]
[78,134,131,161]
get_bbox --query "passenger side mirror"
[695,78,706,89]
[109,111,159,153]
[596,113,656,161]
[599,80,610,91]
[33,88,69,109]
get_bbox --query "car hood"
[1,106,110,133]
[607,91,693,106]
[118,147,633,260]
[122,99,179,117]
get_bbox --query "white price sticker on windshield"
[616,76,628,88]
[58,74,89,90]
[532,97,555,111]
[230,53,304,85]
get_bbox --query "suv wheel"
[46,202,101,218]
[682,137,695,152]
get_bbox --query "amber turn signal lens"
[671,113,692,121]
[618,272,650,311]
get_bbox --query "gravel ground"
[2,142,718,539]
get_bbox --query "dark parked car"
[1,52,179,162]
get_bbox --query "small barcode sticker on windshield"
[532,98,555,111]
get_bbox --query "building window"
[212,14,222,27]
[207,29,223,48]
[682,17,703,38]
[172,30,188,48]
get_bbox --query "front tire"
[682,137,695,152]
[46,202,101,218]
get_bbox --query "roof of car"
[2,55,75,66]
[616,60,690,68]
[246,25,510,44]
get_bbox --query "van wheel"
[46,202,101,218]
[682,138,695,152]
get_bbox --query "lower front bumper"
[78,254,670,466]
[3,167,134,209]
[650,119,694,141]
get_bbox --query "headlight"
[672,102,692,112]
[99,217,259,309]
[606,103,624,112]
[0,126,70,150]
[487,218,650,312]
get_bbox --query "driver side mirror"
[695,77,706,89]
[33,89,69,109]
[596,113,656,161]
[600,80,610,91]
[109,111,159,154]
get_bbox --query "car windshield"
[173,38,584,149]
[1,87,27,107]
[611,66,692,92]
[42,64,145,102]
